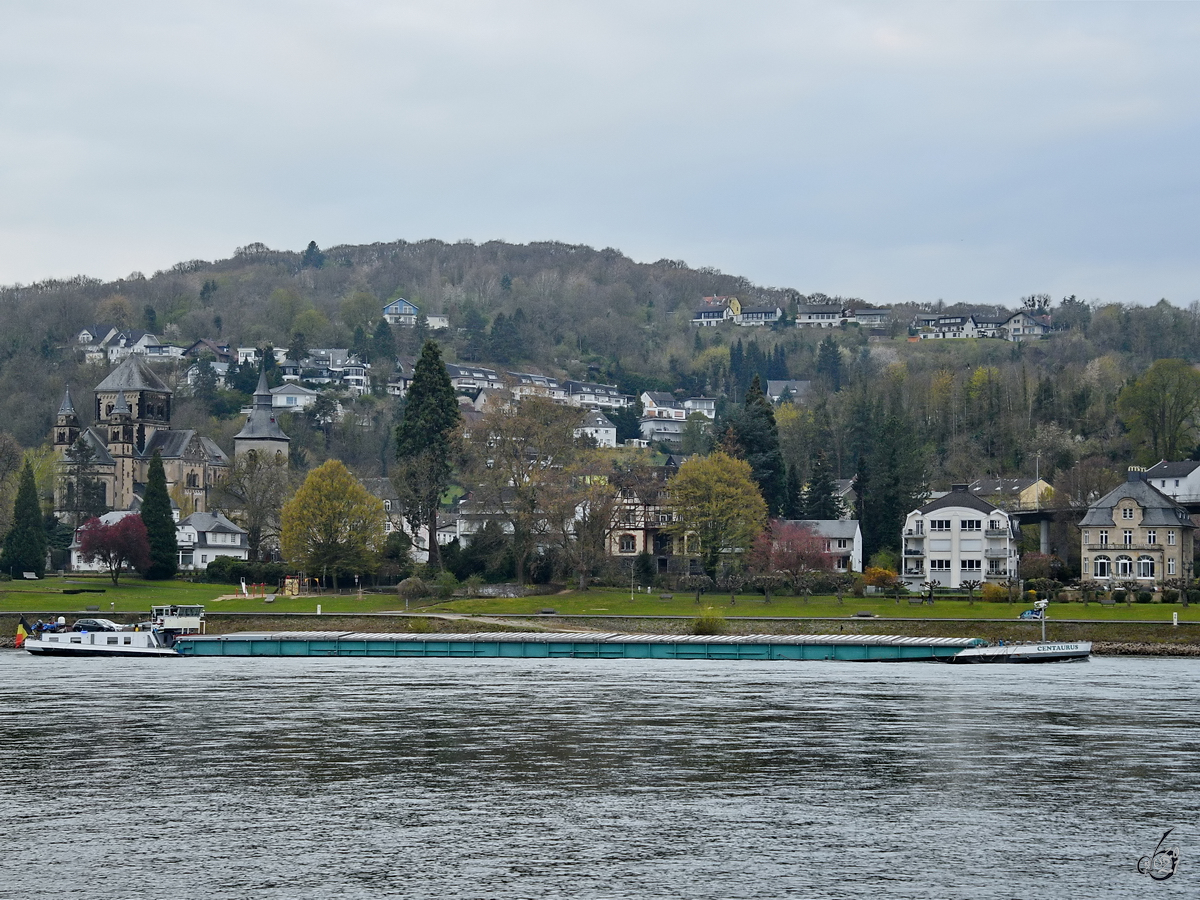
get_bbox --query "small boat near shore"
[948,641,1091,664]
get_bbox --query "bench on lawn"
[1099,597,1117,607]
[22,571,38,579]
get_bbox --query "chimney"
[1127,466,1146,483]
[950,483,968,493]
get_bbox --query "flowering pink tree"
[748,520,833,593]
[78,515,151,585]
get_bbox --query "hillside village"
[2,239,1200,595]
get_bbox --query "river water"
[1,652,1196,899]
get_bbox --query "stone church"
[54,356,289,518]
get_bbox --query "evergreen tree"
[352,324,370,362]
[287,332,309,365]
[858,415,925,561]
[784,464,803,519]
[816,336,842,392]
[301,240,325,269]
[394,340,461,568]
[3,460,47,577]
[489,312,520,363]
[802,449,845,520]
[372,318,395,362]
[731,375,786,515]
[140,451,178,580]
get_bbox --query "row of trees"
[2,451,178,584]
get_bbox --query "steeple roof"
[94,355,172,394]
[113,391,131,415]
[58,388,76,416]
[234,371,290,444]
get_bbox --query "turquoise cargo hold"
[174,631,982,662]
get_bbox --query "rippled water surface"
[2,653,1197,899]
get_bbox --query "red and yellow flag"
[15,616,31,649]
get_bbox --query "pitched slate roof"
[81,428,115,466]
[234,371,290,443]
[180,510,246,535]
[1078,476,1194,528]
[58,388,76,416]
[580,410,615,429]
[787,519,860,540]
[916,489,1000,516]
[94,355,171,394]
[1143,460,1200,479]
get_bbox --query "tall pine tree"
[731,375,786,515]
[802,449,845,520]
[140,451,178,579]
[395,340,461,568]
[3,460,47,577]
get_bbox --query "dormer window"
[1122,507,1134,519]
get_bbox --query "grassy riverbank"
[3,577,1198,623]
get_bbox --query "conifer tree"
[3,460,47,577]
[140,451,177,579]
[802,449,845,520]
[731,375,786,515]
[395,340,461,568]
[784,464,803,519]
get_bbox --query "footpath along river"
[1,653,1196,899]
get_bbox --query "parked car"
[71,618,125,632]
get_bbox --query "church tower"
[234,371,291,463]
[53,388,80,453]
[107,390,136,511]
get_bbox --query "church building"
[54,356,289,520]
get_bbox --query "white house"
[508,372,567,403]
[850,307,891,327]
[445,363,504,393]
[900,484,1018,589]
[639,391,687,445]
[736,305,784,326]
[270,383,320,410]
[796,304,849,327]
[1142,459,1200,505]
[787,519,863,573]
[562,380,629,410]
[176,511,249,570]
[682,397,716,419]
[1001,311,1052,341]
[382,298,421,326]
[69,509,248,573]
[576,409,617,448]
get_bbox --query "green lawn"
[4,577,1196,624]
[419,587,1200,623]
[0,575,230,614]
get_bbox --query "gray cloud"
[2,1,1199,305]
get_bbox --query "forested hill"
[0,239,786,445]
[2,237,1200,502]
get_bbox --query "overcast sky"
[3,1,1198,306]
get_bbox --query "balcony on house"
[904,547,925,556]
[984,548,1009,559]
[985,527,1008,538]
